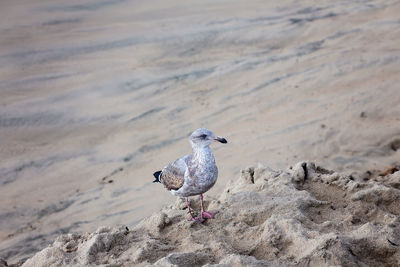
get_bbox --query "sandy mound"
[20,162,400,266]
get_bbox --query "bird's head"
[189,128,227,148]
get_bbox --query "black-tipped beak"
[215,137,228,144]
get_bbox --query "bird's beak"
[214,136,228,144]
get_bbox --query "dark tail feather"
[153,171,162,183]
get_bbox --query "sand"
[0,0,400,264]
[18,162,400,266]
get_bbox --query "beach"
[22,162,400,266]
[0,0,399,264]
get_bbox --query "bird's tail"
[153,171,162,183]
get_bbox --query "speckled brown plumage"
[159,156,190,190]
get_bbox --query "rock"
[22,162,400,266]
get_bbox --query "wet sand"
[0,0,399,263]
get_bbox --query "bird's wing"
[160,155,192,191]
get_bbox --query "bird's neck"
[192,145,215,165]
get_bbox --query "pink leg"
[186,198,204,223]
[200,194,219,219]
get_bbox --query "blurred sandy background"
[0,0,399,263]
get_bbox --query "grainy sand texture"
[0,0,399,264]
[22,163,400,266]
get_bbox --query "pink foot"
[201,210,219,219]
[189,216,205,223]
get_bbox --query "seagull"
[153,128,227,222]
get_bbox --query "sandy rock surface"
[20,162,400,266]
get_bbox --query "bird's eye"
[198,134,207,139]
